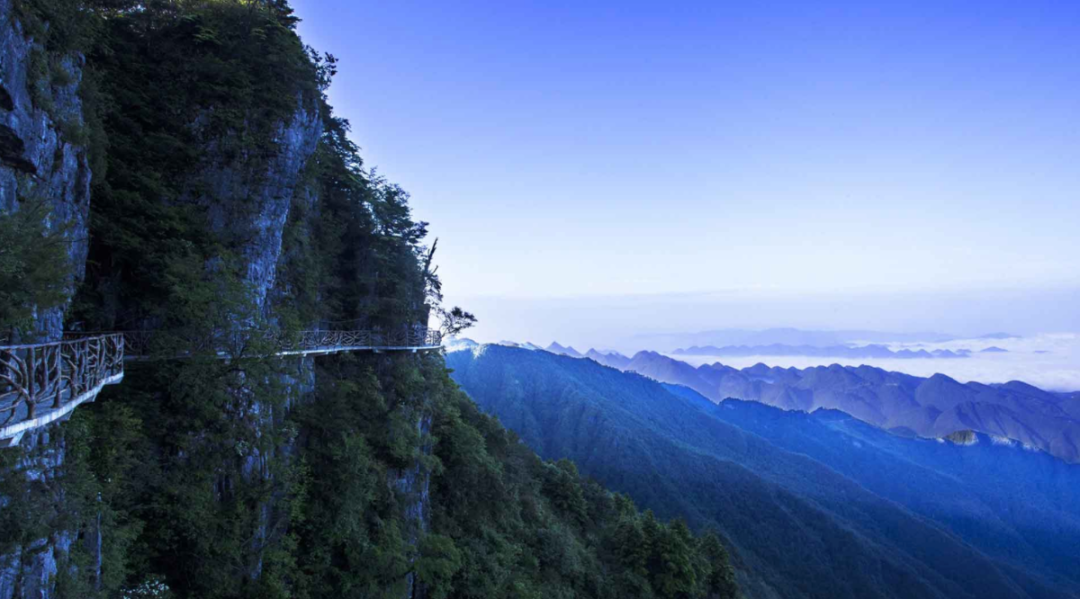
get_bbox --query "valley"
[446,344,1080,599]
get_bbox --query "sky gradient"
[293,0,1080,341]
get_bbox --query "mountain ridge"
[622,351,1080,463]
[446,344,1080,599]
[673,343,972,359]
[546,341,584,357]
[631,328,961,352]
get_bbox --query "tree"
[414,534,463,599]
[437,306,477,338]
[0,200,71,337]
[698,531,739,599]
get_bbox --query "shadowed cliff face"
[0,0,91,343]
[0,3,99,596]
[0,3,326,595]
[190,105,322,315]
[0,429,80,599]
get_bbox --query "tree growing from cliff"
[437,306,477,339]
[422,239,477,339]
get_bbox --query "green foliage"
[451,345,1080,599]
[0,400,148,598]
[544,459,590,524]
[415,534,463,599]
[69,0,436,335]
[698,530,740,599]
[287,107,433,329]
[12,0,106,152]
[437,305,478,338]
[426,360,738,599]
[75,0,319,331]
[0,442,51,558]
[0,199,70,336]
[12,0,103,56]
[1,2,728,599]
[57,345,307,599]
[63,348,739,599]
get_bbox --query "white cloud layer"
[670,333,1080,392]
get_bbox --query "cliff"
[0,1,339,595]
[0,0,98,593]
[0,0,91,343]
[0,3,738,599]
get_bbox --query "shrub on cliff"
[0,200,70,337]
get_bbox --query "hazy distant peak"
[998,380,1052,398]
[637,328,959,352]
[925,372,964,386]
[444,337,479,352]
[584,348,632,369]
[585,348,627,359]
[621,351,1080,463]
[546,342,584,358]
[744,363,773,376]
[674,343,975,360]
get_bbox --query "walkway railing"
[2,328,442,446]
[63,328,443,359]
[291,328,443,353]
[1,334,125,445]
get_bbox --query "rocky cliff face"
[392,410,433,599]
[0,428,93,599]
[0,3,98,596]
[0,4,439,596]
[0,3,326,594]
[191,101,327,586]
[0,0,92,343]
[190,104,322,316]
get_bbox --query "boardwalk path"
[0,328,442,446]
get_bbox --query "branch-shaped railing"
[1,334,125,441]
[2,328,441,444]
[292,328,443,353]
[63,328,443,360]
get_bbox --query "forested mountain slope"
[694,395,1080,591]
[448,345,1080,599]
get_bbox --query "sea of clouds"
[668,333,1080,392]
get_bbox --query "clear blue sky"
[292,0,1080,340]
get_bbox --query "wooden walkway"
[0,328,442,446]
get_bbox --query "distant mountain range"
[631,327,966,352]
[673,343,979,359]
[622,351,1080,463]
[585,348,631,368]
[446,345,1080,599]
[545,341,583,357]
